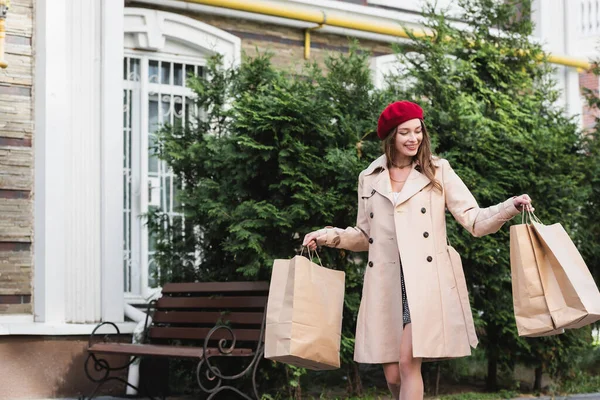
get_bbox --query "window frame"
[122,50,205,302]
[121,8,240,305]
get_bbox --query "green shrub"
[148,0,600,395]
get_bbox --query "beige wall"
[0,0,34,314]
[0,336,131,399]
[127,1,394,73]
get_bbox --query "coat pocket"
[437,250,457,289]
[447,245,479,348]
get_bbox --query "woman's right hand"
[302,229,327,251]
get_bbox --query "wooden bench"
[83,281,269,400]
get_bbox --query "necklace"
[391,161,413,169]
[390,176,407,183]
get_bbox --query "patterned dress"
[400,263,411,326]
[393,191,411,326]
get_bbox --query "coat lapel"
[365,155,435,206]
[391,164,432,206]
[364,155,394,205]
[372,167,395,206]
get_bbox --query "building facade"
[0,0,597,397]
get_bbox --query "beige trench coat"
[319,155,520,363]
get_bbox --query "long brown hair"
[382,120,442,193]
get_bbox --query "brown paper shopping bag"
[531,216,600,329]
[510,221,563,337]
[265,254,345,370]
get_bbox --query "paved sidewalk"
[52,394,600,400]
[511,394,600,400]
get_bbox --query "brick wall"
[127,1,394,73]
[0,0,34,314]
[580,70,599,131]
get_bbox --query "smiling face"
[394,118,423,159]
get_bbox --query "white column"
[532,0,583,125]
[563,0,583,127]
[101,0,125,322]
[63,0,102,323]
[532,0,567,106]
[34,0,68,323]
[34,0,124,324]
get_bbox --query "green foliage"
[147,0,600,395]
[516,327,593,380]
[387,0,596,389]
[558,370,600,394]
[581,60,600,296]
[580,52,600,371]
[150,46,387,282]
[148,46,392,395]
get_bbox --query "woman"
[302,101,532,400]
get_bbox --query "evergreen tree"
[148,48,392,395]
[390,0,591,389]
[148,0,598,393]
[581,62,600,289]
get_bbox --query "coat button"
[369,212,374,218]
[368,238,374,244]
[421,207,426,214]
[427,256,433,262]
[423,232,429,238]
[368,261,373,267]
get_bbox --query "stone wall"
[0,0,33,314]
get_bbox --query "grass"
[437,391,518,400]
[558,371,600,394]
[298,388,521,400]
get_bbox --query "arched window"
[123,9,240,300]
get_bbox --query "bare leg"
[382,363,401,400]
[399,323,423,399]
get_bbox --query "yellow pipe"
[0,19,6,69]
[0,0,9,69]
[546,54,590,71]
[304,28,310,60]
[181,0,430,38]
[179,0,592,71]
[304,22,324,60]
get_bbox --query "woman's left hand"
[513,194,534,212]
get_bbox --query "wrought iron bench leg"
[196,324,265,399]
[83,321,163,400]
[83,353,163,400]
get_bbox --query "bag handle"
[522,209,543,225]
[300,245,324,267]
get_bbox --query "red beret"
[377,101,424,140]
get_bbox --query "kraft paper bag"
[531,219,600,329]
[509,223,563,337]
[265,254,345,370]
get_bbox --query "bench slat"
[162,282,269,294]
[149,327,262,342]
[153,311,264,325]
[156,296,267,309]
[88,342,254,358]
